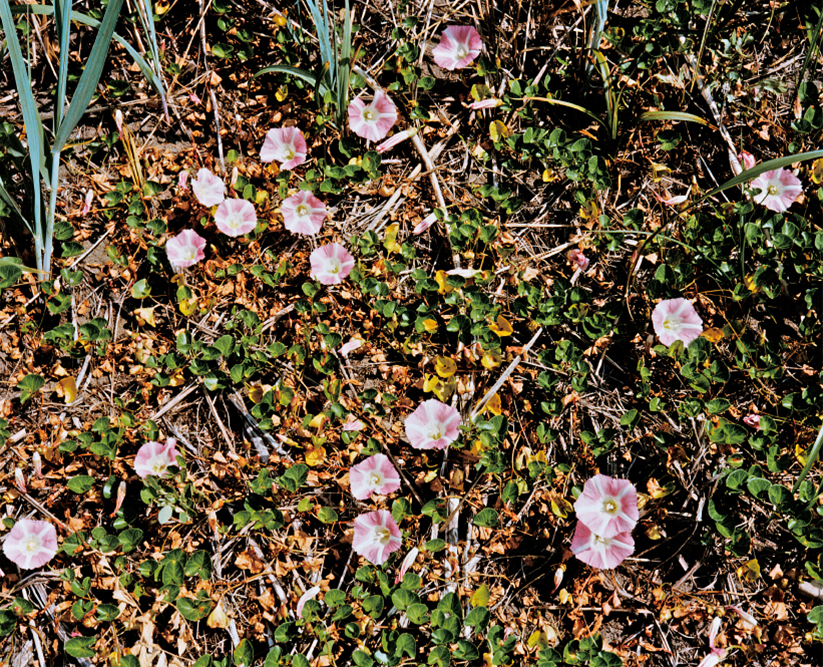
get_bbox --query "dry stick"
[204,389,236,455]
[199,0,225,173]
[150,383,199,420]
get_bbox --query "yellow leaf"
[255,189,269,205]
[558,589,572,604]
[527,631,548,649]
[483,392,502,416]
[489,120,510,142]
[433,376,456,402]
[646,477,675,499]
[423,470,438,483]
[248,384,272,404]
[650,162,671,182]
[274,87,288,103]
[700,327,725,343]
[305,446,326,467]
[423,374,440,393]
[134,307,157,327]
[796,443,808,467]
[542,168,558,183]
[481,350,502,369]
[207,598,231,629]
[744,274,759,293]
[812,158,823,185]
[551,497,573,518]
[435,270,453,295]
[469,439,486,457]
[737,559,761,583]
[384,223,401,254]
[471,84,492,102]
[155,0,171,14]
[471,584,490,607]
[308,414,326,430]
[435,356,457,378]
[168,369,185,387]
[57,377,77,404]
[423,318,438,333]
[488,314,513,337]
[179,298,197,316]
[645,524,664,540]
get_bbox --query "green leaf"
[277,463,308,492]
[293,655,310,667]
[395,632,416,658]
[324,589,346,607]
[184,550,213,579]
[425,538,447,552]
[363,594,384,618]
[67,475,95,494]
[428,646,451,667]
[65,637,97,658]
[619,409,640,428]
[352,650,374,667]
[706,398,731,415]
[0,263,22,289]
[234,638,254,667]
[96,604,120,621]
[473,508,498,528]
[464,606,489,630]
[391,589,418,611]
[176,597,214,621]
[131,279,151,299]
[317,507,338,523]
[116,655,141,667]
[17,374,45,403]
[454,640,479,661]
[264,648,283,667]
[406,603,429,624]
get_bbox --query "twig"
[199,0,225,172]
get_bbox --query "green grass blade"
[254,64,329,98]
[0,177,31,232]
[796,422,823,495]
[303,0,334,84]
[798,5,823,91]
[640,111,715,128]
[135,0,168,115]
[337,0,352,128]
[699,150,823,202]
[524,96,610,135]
[0,0,45,268]
[54,0,72,130]
[52,0,124,155]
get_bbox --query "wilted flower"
[342,415,365,431]
[281,191,327,235]
[349,454,401,500]
[166,229,207,271]
[192,168,226,207]
[655,186,691,206]
[697,617,727,667]
[395,547,419,584]
[339,338,362,356]
[310,243,355,285]
[177,171,189,191]
[570,522,634,569]
[352,510,402,565]
[469,98,502,110]
[31,452,43,480]
[726,605,758,626]
[413,212,437,235]
[296,586,320,618]
[3,519,58,569]
[348,90,398,142]
[432,26,483,70]
[567,248,590,271]
[750,168,803,213]
[80,189,93,216]
[133,438,181,478]
[376,128,417,154]
[743,414,762,429]
[574,474,639,538]
[404,399,461,450]
[215,198,257,237]
[14,468,26,494]
[651,298,704,347]
[739,151,756,171]
[113,481,126,516]
[260,127,307,170]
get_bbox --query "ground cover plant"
[1,0,823,665]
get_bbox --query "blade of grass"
[640,110,716,129]
[134,0,167,117]
[797,423,823,496]
[797,5,823,92]
[303,0,334,86]
[337,0,352,128]
[53,0,72,130]
[523,96,610,135]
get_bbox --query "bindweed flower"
[296,586,320,618]
[14,468,26,494]
[339,338,362,356]
[655,187,691,206]
[567,248,590,271]
[215,198,257,237]
[697,617,727,667]
[376,128,418,154]
[349,454,401,500]
[395,547,419,584]
[726,605,758,626]
[32,452,42,480]
[166,229,207,271]
[348,90,398,142]
[570,522,634,569]
[651,298,704,347]
[432,26,483,70]
[133,438,181,478]
[113,481,126,516]
[404,399,461,450]
[177,171,189,191]
[469,98,502,110]
[342,415,365,431]
[192,168,226,207]
[281,191,327,235]
[3,519,58,569]
[413,212,437,235]
[80,189,93,216]
[743,414,761,429]
[574,474,639,538]
[739,151,756,171]
[750,168,803,213]
[310,243,355,285]
[352,510,402,565]
[260,127,307,170]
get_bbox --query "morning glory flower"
[3,519,58,570]
[214,199,257,237]
[570,522,634,570]
[349,454,401,500]
[352,510,402,565]
[348,90,398,142]
[133,438,181,479]
[404,399,461,450]
[260,127,308,170]
[166,230,206,272]
[281,191,327,235]
[574,474,639,538]
[432,26,483,70]
[750,168,802,213]
[309,243,355,285]
[191,168,226,207]
[651,298,704,347]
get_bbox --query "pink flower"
[395,547,419,584]
[339,338,362,356]
[348,90,398,142]
[32,452,43,479]
[296,585,320,618]
[655,187,691,206]
[342,415,365,431]
[215,198,257,237]
[310,243,354,285]
[177,171,189,191]
[432,26,483,71]
[697,618,727,667]
[349,454,401,500]
[113,481,126,516]
[404,399,461,450]
[281,191,327,235]
[574,474,639,538]
[3,519,58,569]
[413,212,437,235]
[192,168,226,207]
[750,168,803,213]
[376,128,417,154]
[743,414,761,429]
[570,522,634,569]
[14,468,26,494]
[651,298,704,347]
[260,127,308,170]
[469,98,502,110]
[739,151,756,171]
[352,510,402,565]
[133,438,181,478]
[567,248,590,271]
[80,189,93,216]
[166,229,206,271]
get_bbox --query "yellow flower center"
[363,109,375,122]
[183,247,196,261]
[456,46,468,59]
[296,204,309,217]
[24,536,41,553]
[603,500,618,515]
[767,184,779,195]
[285,148,295,160]
[374,527,391,544]
[428,426,443,440]
[369,472,382,487]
